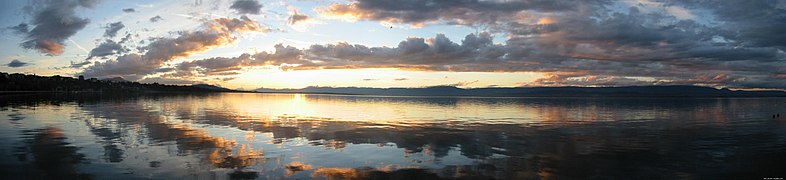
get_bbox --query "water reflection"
[8,127,92,179]
[1,93,785,179]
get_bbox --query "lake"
[1,93,785,179]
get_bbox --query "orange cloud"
[82,16,269,80]
[536,17,557,25]
[318,3,365,21]
[35,40,65,56]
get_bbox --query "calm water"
[1,93,785,179]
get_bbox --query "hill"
[0,72,237,93]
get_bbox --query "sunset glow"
[3,2,786,178]
[1,0,785,89]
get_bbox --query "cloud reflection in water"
[0,93,785,179]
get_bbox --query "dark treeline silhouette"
[0,72,235,93]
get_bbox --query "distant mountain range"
[256,85,786,97]
[191,84,232,91]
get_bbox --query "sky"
[1,0,785,90]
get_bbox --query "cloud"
[287,6,309,25]
[17,0,98,56]
[77,0,99,8]
[675,1,786,48]
[288,14,309,25]
[315,0,784,61]
[304,0,786,89]
[68,60,92,68]
[104,22,124,38]
[118,33,134,44]
[168,55,252,78]
[393,78,408,81]
[521,74,654,87]
[87,40,127,59]
[6,59,30,68]
[230,0,262,15]
[159,44,299,79]
[81,16,269,80]
[164,29,786,88]
[284,33,506,71]
[66,0,786,88]
[122,8,135,13]
[149,15,164,22]
[361,78,378,81]
[317,0,593,27]
[8,23,29,34]
[162,33,502,78]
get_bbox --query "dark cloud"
[6,59,30,68]
[676,1,786,48]
[165,29,786,89]
[163,33,503,78]
[81,16,269,80]
[122,8,135,13]
[77,0,99,8]
[69,60,92,68]
[393,78,408,81]
[307,0,786,89]
[288,14,309,25]
[287,6,309,25]
[64,0,786,89]
[162,45,300,78]
[118,33,134,44]
[17,0,98,56]
[8,23,29,34]
[230,0,262,15]
[149,15,164,22]
[104,22,124,38]
[318,0,601,26]
[169,55,251,78]
[361,78,378,81]
[284,33,505,71]
[87,40,126,59]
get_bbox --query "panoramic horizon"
[2,1,786,179]
[1,0,785,90]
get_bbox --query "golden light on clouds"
[536,17,557,25]
[5,0,783,89]
[317,3,365,22]
[35,40,66,55]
